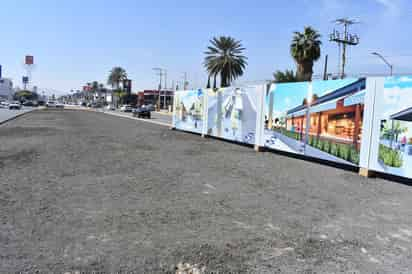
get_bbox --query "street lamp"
[372,52,393,76]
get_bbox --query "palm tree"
[204,36,247,88]
[290,27,322,81]
[108,67,127,90]
[273,70,298,83]
[108,67,127,106]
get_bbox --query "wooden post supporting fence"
[359,168,376,178]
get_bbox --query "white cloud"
[375,0,402,16]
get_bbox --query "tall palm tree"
[204,36,247,88]
[290,27,322,82]
[108,67,127,107]
[108,67,127,90]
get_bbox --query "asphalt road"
[1,110,412,273]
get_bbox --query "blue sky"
[0,0,411,95]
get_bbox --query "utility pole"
[153,68,163,110]
[323,55,329,80]
[330,18,360,79]
[182,72,188,90]
[372,52,393,76]
[164,69,167,109]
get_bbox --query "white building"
[0,78,13,99]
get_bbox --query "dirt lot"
[1,110,412,273]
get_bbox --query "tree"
[204,36,247,88]
[13,90,38,101]
[290,27,322,82]
[302,94,319,106]
[273,70,298,83]
[108,67,127,106]
[107,67,127,89]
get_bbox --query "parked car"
[105,105,115,111]
[120,105,133,112]
[9,101,21,110]
[133,106,151,119]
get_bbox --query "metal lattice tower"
[330,18,360,79]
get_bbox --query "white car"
[55,102,64,108]
[120,105,133,112]
[46,101,56,107]
[106,105,115,111]
[8,101,21,110]
[0,101,9,109]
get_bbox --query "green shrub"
[317,139,324,150]
[350,148,360,165]
[379,144,403,168]
[338,144,350,161]
[323,141,331,154]
[330,143,338,156]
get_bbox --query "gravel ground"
[1,110,412,273]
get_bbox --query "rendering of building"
[285,78,365,150]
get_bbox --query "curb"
[102,111,171,127]
[66,107,171,127]
[0,109,37,126]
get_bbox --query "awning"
[390,107,412,122]
[286,109,307,118]
[344,90,365,107]
[309,95,346,114]
[286,95,345,118]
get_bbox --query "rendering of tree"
[204,36,247,88]
[273,70,298,83]
[290,27,322,81]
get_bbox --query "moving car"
[22,101,38,107]
[55,102,64,108]
[133,106,151,119]
[0,101,9,109]
[120,105,133,112]
[46,101,56,108]
[9,101,21,110]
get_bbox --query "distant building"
[139,90,174,109]
[0,78,13,99]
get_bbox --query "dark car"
[133,106,151,119]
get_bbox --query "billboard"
[207,85,263,144]
[173,89,206,134]
[262,78,366,166]
[364,76,412,179]
[25,55,34,65]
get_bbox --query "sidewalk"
[0,108,37,125]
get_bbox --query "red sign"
[25,55,34,65]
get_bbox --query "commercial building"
[0,78,13,99]
[138,90,174,109]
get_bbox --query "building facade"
[0,78,13,99]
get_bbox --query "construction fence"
[173,76,412,180]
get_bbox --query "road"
[1,110,412,273]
